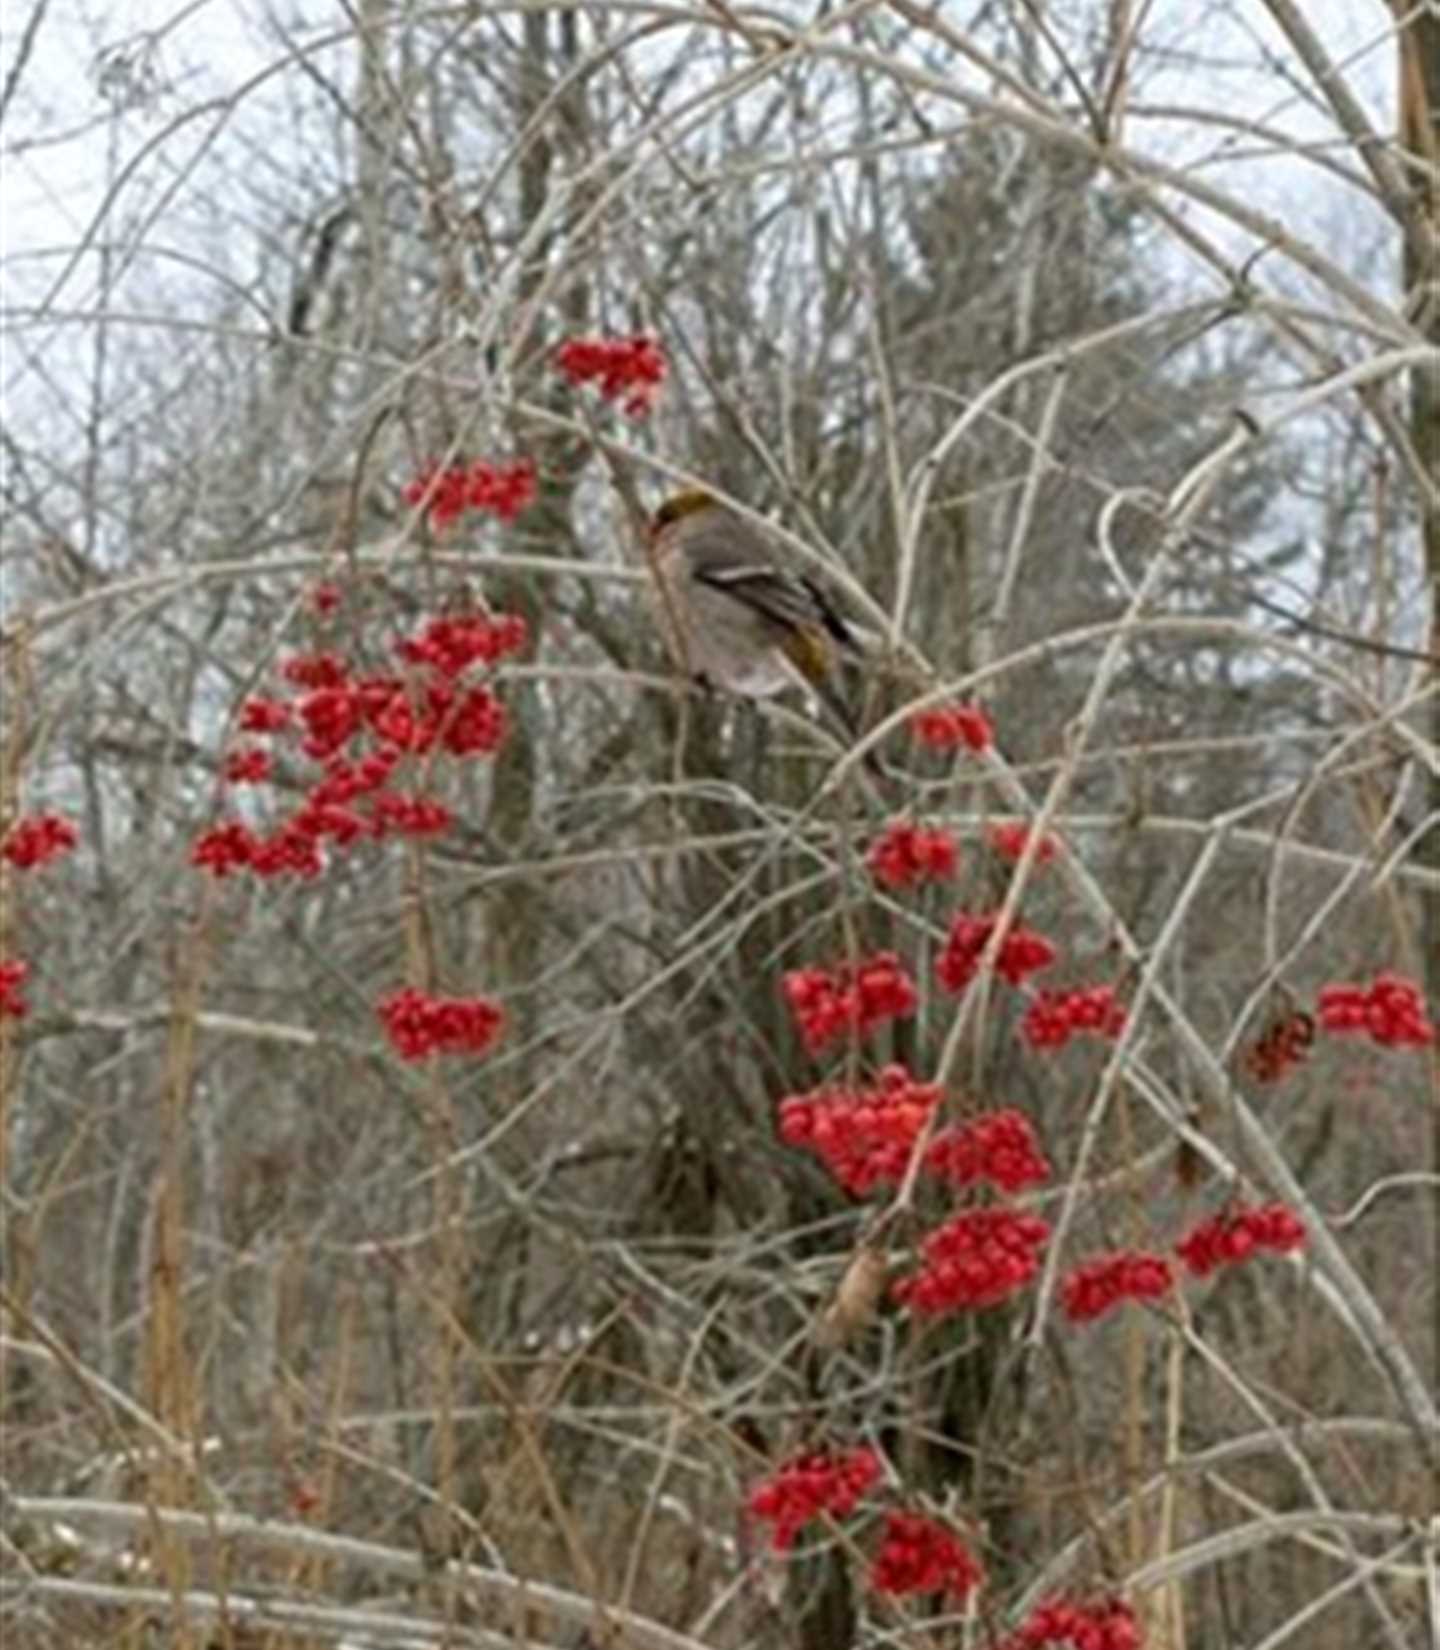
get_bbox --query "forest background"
[2,2,1438,1647]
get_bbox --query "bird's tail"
[778,634,886,782]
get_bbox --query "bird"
[644,489,870,752]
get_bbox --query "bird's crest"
[651,489,718,531]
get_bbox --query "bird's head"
[650,490,718,534]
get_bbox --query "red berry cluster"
[869,1510,985,1599]
[552,334,668,417]
[402,456,537,529]
[910,700,993,754]
[779,1071,1050,1200]
[1175,1203,1306,1278]
[369,681,506,758]
[269,647,511,761]
[777,1065,941,1195]
[224,748,272,784]
[192,819,321,879]
[375,986,504,1061]
[782,952,918,1053]
[937,911,1057,994]
[748,1453,987,1609]
[0,958,28,1020]
[988,822,1058,865]
[1000,1596,1141,1650]
[892,1209,1050,1316]
[1242,1009,1314,1082]
[240,697,291,733]
[309,581,342,616]
[1022,986,1126,1051]
[746,1446,881,1552]
[1060,1251,1172,1323]
[396,614,530,677]
[368,793,452,836]
[1317,972,1433,1048]
[926,1108,1051,1192]
[308,751,399,802]
[192,616,524,882]
[866,820,958,889]
[192,787,454,879]
[2,813,79,870]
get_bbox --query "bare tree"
[1,3,1435,1648]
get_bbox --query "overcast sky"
[3,0,1400,254]
[0,0,1408,438]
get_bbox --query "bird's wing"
[679,518,863,653]
[797,574,864,655]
